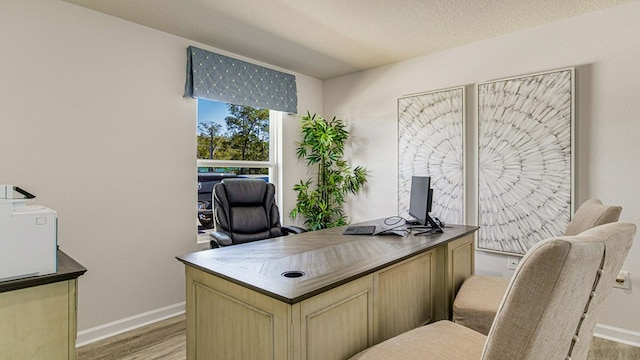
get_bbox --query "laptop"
[342,225,376,235]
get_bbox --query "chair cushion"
[224,179,270,205]
[564,199,622,236]
[452,275,510,335]
[350,321,486,360]
[229,206,270,233]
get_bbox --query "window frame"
[196,109,283,243]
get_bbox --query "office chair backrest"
[564,199,622,236]
[482,222,636,360]
[213,179,284,245]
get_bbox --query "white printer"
[0,185,57,281]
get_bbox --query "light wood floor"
[76,315,185,360]
[76,314,640,359]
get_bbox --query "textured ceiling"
[63,0,632,80]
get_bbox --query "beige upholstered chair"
[453,199,622,335]
[351,222,636,360]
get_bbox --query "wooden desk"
[177,221,478,360]
[0,250,86,360]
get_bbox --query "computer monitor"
[408,176,443,234]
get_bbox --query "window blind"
[184,46,297,113]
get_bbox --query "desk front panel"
[375,250,436,342]
[298,275,374,360]
[186,266,291,360]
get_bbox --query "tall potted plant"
[290,112,368,230]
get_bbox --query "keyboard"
[342,225,376,235]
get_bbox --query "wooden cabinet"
[375,250,436,342]
[298,275,374,360]
[186,267,376,360]
[441,233,475,319]
[186,266,291,360]
[0,280,77,359]
[0,251,86,360]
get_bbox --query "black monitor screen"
[408,176,432,226]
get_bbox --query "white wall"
[324,2,640,336]
[0,0,320,334]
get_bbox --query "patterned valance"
[184,46,297,113]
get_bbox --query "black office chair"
[209,178,304,248]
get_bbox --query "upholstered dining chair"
[209,178,304,248]
[350,221,636,360]
[453,199,622,335]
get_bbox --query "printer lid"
[1,185,36,217]
[1,185,36,200]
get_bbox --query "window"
[196,98,281,234]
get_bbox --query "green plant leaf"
[290,112,368,230]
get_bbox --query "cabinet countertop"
[0,249,87,293]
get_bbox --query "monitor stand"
[412,214,444,235]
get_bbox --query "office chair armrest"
[282,225,306,235]
[209,231,233,248]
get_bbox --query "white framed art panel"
[398,86,466,225]
[476,68,575,255]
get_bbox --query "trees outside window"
[198,103,270,164]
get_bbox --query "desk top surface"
[177,220,478,304]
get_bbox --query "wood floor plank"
[76,315,185,360]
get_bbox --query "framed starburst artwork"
[398,87,466,225]
[477,68,575,255]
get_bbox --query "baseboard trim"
[76,302,185,348]
[594,323,640,347]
